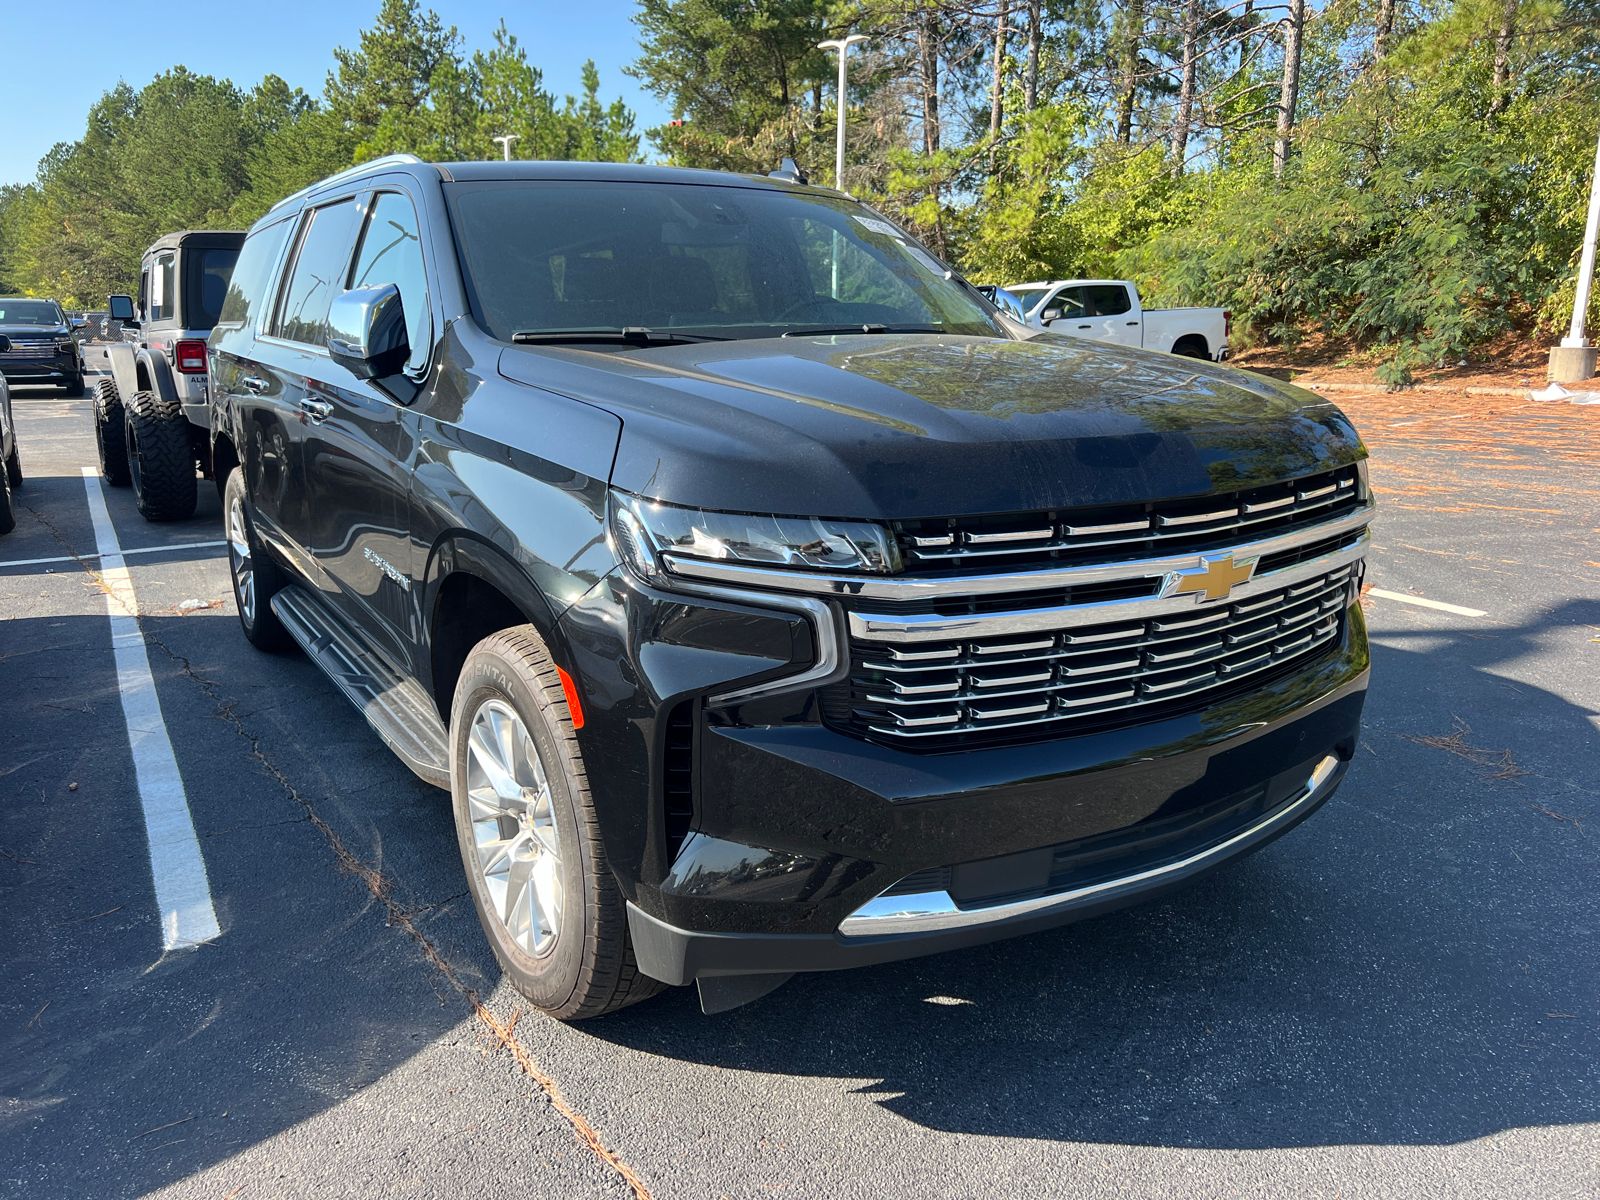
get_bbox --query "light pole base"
[1549,343,1598,383]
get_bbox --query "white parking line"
[1366,587,1488,618]
[0,540,225,571]
[79,468,221,951]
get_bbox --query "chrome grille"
[896,466,1360,569]
[837,563,1358,742]
[1,337,60,356]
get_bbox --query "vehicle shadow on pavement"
[0,603,470,1198]
[585,599,1600,1151]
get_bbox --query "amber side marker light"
[556,665,585,730]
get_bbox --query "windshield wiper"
[780,324,942,338]
[510,326,726,346]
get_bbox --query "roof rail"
[267,153,425,215]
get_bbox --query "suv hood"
[498,333,1363,520]
[0,322,69,337]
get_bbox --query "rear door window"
[1083,284,1132,317]
[149,253,176,323]
[272,200,363,348]
[218,219,294,331]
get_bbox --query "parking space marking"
[79,467,221,951]
[0,540,225,571]
[1366,587,1488,618]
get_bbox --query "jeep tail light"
[175,339,208,374]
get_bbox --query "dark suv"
[212,155,1373,1018]
[0,298,85,394]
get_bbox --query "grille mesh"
[834,562,1358,745]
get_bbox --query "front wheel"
[59,374,84,398]
[0,453,14,536]
[5,443,21,490]
[93,378,130,486]
[224,469,290,650]
[126,390,197,521]
[449,627,662,1020]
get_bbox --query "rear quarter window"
[217,220,293,332]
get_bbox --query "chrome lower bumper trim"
[838,754,1342,937]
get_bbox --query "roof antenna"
[769,157,808,185]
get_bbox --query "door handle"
[1077,323,1092,329]
[241,374,269,394]
[300,398,333,421]
[1125,321,1140,326]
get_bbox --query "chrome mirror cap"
[327,283,409,380]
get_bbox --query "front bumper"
[560,568,1369,988]
[0,355,79,383]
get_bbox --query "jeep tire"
[449,626,662,1020]
[93,377,130,487]
[126,389,197,521]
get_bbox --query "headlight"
[609,491,901,586]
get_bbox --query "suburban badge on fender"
[364,546,411,591]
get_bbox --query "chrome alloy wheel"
[228,494,255,626]
[465,698,564,958]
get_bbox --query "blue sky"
[0,0,669,187]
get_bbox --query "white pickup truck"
[1003,278,1229,361]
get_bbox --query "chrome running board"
[272,585,450,789]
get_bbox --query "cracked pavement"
[1,376,1596,1199]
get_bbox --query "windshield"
[0,299,65,326]
[445,180,1004,343]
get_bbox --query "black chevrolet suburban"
[0,297,85,394]
[211,155,1372,1017]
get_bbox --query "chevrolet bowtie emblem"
[1162,553,1258,603]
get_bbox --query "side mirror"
[1040,305,1064,324]
[108,293,136,323]
[327,284,410,380]
[0,336,11,354]
[70,316,88,330]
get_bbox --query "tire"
[450,626,662,1020]
[125,389,197,521]
[223,468,290,650]
[1172,336,1210,360]
[94,378,131,487]
[59,374,84,398]
[0,455,14,536]
[5,444,21,490]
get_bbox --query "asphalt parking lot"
[1,372,1596,1199]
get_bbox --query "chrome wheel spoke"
[465,699,565,959]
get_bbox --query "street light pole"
[817,34,868,192]
[492,134,519,161]
[1551,123,1600,382]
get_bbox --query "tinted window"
[348,192,430,370]
[274,200,362,347]
[219,220,292,329]
[1083,284,1132,317]
[444,180,1001,342]
[150,254,177,322]
[186,247,241,329]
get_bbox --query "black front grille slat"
[895,466,1362,571]
[662,701,695,860]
